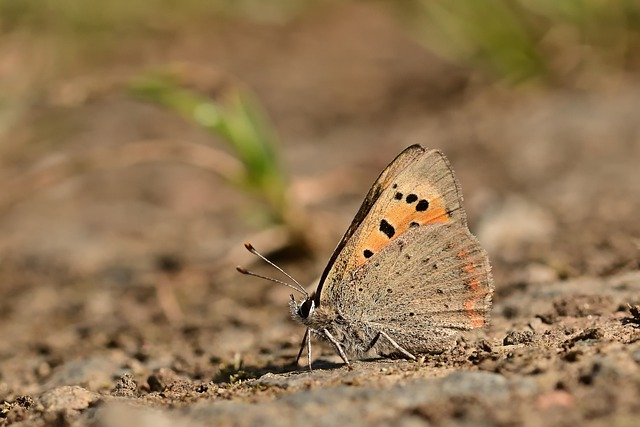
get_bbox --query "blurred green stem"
[129,69,289,222]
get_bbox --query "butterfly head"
[290,292,317,323]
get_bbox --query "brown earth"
[0,4,639,426]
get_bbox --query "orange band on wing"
[354,196,451,267]
[460,260,485,328]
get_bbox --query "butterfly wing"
[336,222,492,353]
[317,145,469,305]
[313,144,426,305]
[316,145,492,353]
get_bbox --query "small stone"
[536,390,574,409]
[503,330,534,346]
[112,373,138,397]
[147,368,180,393]
[568,328,604,344]
[38,386,100,413]
[15,395,35,409]
[528,317,544,332]
[479,340,493,353]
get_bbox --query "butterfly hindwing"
[333,221,493,354]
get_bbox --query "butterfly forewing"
[313,145,425,304]
[318,147,468,305]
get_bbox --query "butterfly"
[239,144,494,369]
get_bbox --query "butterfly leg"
[378,331,416,361]
[363,332,381,352]
[322,328,352,369]
[295,329,313,371]
[307,328,313,370]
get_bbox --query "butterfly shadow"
[211,358,349,383]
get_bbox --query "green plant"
[384,0,640,85]
[128,65,297,231]
[388,0,546,84]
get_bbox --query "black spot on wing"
[416,199,429,211]
[394,192,403,200]
[379,219,395,238]
[406,194,418,203]
[363,249,374,258]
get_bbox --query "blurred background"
[0,0,639,394]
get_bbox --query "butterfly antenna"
[237,242,309,297]
[236,266,308,296]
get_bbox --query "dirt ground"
[1,4,639,427]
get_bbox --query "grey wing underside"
[331,222,493,354]
[316,146,466,306]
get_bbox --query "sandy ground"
[0,4,639,426]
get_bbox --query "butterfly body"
[291,295,380,359]
[289,145,494,366]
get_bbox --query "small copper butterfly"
[239,144,494,369]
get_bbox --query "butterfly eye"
[298,298,315,318]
